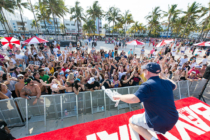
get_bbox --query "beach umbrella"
[126,40,145,51]
[1,37,20,49]
[193,41,210,46]
[156,39,174,47]
[126,39,145,45]
[23,36,48,44]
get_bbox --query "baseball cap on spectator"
[178,67,182,70]
[195,65,200,68]
[66,69,70,72]
[191,71,196,74]
[141,62,161,74]
[17,74,24,78]
[24,78,32,85]
[87,77,95,84]
[39,68,45,73]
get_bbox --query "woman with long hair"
[28,55,34,65]
[7,61,15,75]
[11,67,20,78]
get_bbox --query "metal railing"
[0,79,207,135]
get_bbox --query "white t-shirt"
[201,58,207,65]
[180,47,185,51]
[38,55,44,60]
[53,41,57,46]
[190,62,197,69]
[15,54,23,59]
[11,58,16,64]
[53,48,59,55]
[179,58,188,66]
[118,72,127,80]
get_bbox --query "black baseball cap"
[141,62,161,74]
[24,78,32,85]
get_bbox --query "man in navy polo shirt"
[113,62,178,140]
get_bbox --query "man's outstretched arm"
[113,94,140,104]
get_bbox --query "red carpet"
[17,97,210,140]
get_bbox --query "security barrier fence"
[0,79,208,135]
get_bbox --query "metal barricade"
[203,81,210,101]
[15,96,46,135]
[116,87,130,113]
[179,80,190,99]
[59,93,78,128]
[129,86,142,110]
[173,82,181,100]
[0,99,24,127]
[190,79,207,98]
[77,91,91,115]
[105,88,118,111]
[91,90,105,114]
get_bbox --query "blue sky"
[23,0,209,25]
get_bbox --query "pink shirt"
[150,49,155,54]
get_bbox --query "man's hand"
[113,95,121,101]
[33,99,38,105]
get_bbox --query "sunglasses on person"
[18,77,24,79]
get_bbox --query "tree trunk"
[112,21,114,38]
[182,16,190,38]
[109,22,110,37]
[56,18,59,35]
[51,12,57,40]
[29,0,39,34]
[98,17,100,38]
[77,20,79,41]
[44,20,48,34]
[1,10,12,33]
[18,6,25,35]
[0,19,8,35]
[166,15,171,38]
[198,19,208,40]
[63,17,66,35]
[205,30,209,41]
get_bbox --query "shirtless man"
[199,64,207,78]
[33,72,48,95]
[20,78,41,105]
[15,74,25,97]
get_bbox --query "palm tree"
[60,24,67,34]
[198,3,210,40]
[30,20,40,33]
[131,21,139,38]
[82,20,96,36]
[35,2,51,34]
[16,0,28,34]
[121,10,134,37]
[145,6,162,37]
[0,0,16,33]
[110,7,121,37]
[43,0,68,37]
[103,24,109,33]
[28,0,39,34]
[105,7,113,37]
[0,13,8,34]
[172,17,186,38]
[70,1,86,41]
[137,23,145,37]
[163,4,182,38]
[182,2,201,38]
[86,1,104,37]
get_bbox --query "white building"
[1,8,28,33]
[63,19,82,36]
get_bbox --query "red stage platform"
[18,97,210,140]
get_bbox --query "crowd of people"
[0,37,209,104]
